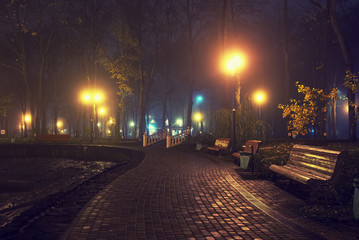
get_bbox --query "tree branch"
[311,0,324,10]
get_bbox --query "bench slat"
[207,138,231,153]
[283,164,331,181]
[269,144,344,185]
[289,146,340,177]
[269,164,312,184]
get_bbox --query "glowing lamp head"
[253,90,267,105]
[194,113,203,122]
[80,89,105,103]
[83,93,90,102]
[221,51,247,76]
[57,120,63,128]
[24,114,31,123]
[176,119,183,127]
[98,107,106,115]
[94,93,102,102]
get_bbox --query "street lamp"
[194,112,204,134]
[129,121,135,137]
[57,120,63,133]
[80,89,105,142]
[23,113,31,138]
[98,107,107,138]
[176,118,183,127]
[222,51,247,152]
[253,90,267,120]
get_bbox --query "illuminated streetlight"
[176,119,183,127]
[22,113,31,138]
[98,107,106,115]
[94,93,102,102]
[253,90,267,120]
[254,90,267,105]
[194,112,202,121]
[24,114,31,123]
[194,112,204,134]
[222,50,247,152]
[83,93,90,102]
[79,88,105,141]
[98,107,107,138]
[57,120,63,128]
[221,51,247,76]
[129,121,135,137]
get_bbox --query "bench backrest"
[288,144,342,180]
[243,140,262,155]
[214,138,231,150]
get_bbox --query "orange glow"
[83,93,90,102]
[221,50,247,76]
[24,114,31,123]
[80,89,105,104]
[98,107,106,115]
[194,112,203,122]
[94,93,103,102]
[253,90,267,105]
[57,120,63,128]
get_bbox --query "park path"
[61,145,357,240]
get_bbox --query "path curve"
[61,146,352,240]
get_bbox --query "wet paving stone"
[61,146,350,240]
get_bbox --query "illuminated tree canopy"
[278,82,337,136]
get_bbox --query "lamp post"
[98,107,106,138]
[81,89,104,143]
[129,121,135,138]
[222,52,247,152]
[23,113,31,138]
[194,112,203,134]
[57,120,63,133]
[253,90,267,120]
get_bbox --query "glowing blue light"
[196,95,203,103]
[149,124,156,130]
[311,129,314,133]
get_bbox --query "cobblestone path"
[61,146,355,240]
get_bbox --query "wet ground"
[0,154,143,239]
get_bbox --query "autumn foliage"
[278,82,337,136]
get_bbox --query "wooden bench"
[233,140,262,170]
[269,144,346,186]
[207,138,231,155]
[40,134,71,143]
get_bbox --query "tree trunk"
[138,83,145,138]
[162,59,168,129]
[328,0,356,140]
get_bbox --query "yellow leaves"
[31,32,37,36]
[344,70,359,93]
[278,82,337,136]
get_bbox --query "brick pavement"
[61,146,358,240]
